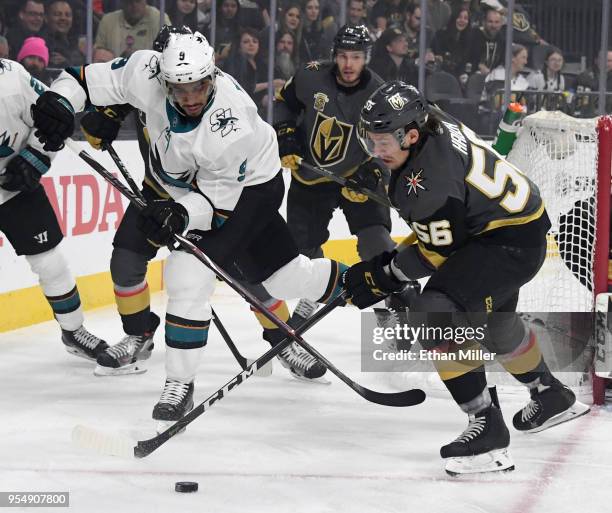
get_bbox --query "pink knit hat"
[17,37,49,66]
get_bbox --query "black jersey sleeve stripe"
[65,65,92,107]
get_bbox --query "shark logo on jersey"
[0,131,15,157]
[210,108,239,137]
[310,112,352,168]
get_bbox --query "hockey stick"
[72,294,346,458]
[297,158,397,210]
[66,139,425,407]
[211,307,273,377]
[101,141,271,376]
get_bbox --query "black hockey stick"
[101,142,266,375]
[72,293,347,458]
[66,140,425,407]
[297,158,397,210]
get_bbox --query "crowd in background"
[0,0,611,132]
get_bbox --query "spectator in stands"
[0,36,9,59]
[299,0,335,63]
[576,49,612,115]
[93,46,115,62]
[370,27,418,85]
[6,0,45,59]
[402,3,433,63]
[431,6,475,77]
[527,47,565,92]
[468,7,504,75]
[371,0,404,33]
[43,0,83,67]
[240,0,268,31]
[212,0,241,64]
[223,28,285,110]
[17,35,50,84]
[95,0,170,58]
[275,29,298,80]
[426,0,451,33]
[483,43,529,105]
[347,0,367,26]
[167,0,208,33]
[275,3,303,62]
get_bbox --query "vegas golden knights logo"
[310,112,353,167]
[512,12,530,32]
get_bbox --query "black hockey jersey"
[274,61,384,184]
[391,108,551,278]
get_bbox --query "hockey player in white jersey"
[31,30,347,428]
[0,58,107,361]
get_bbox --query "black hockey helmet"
[332,24,372,58]
[358,80,429,154]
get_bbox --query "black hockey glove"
[343,251,405,309]
[274,120,302,171]
[1,146,50,192]
[342,160,385,203]
[81,105,132,150]
[138,200,189,247]
[31,91,75,151]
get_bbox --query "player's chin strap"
[64,138,425,405]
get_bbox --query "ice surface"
[1,284,611,513]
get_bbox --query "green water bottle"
[493,102,527,156]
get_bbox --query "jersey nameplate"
[441,121,468,156]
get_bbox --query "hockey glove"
[31,91,75,152]
[343,251,405,309]
[138,199,189,247]
[275,120,302,171]
[345,160,385,192]
[1,146,50,192]
[81,105,131,150]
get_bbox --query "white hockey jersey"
[51,51,281,230]
[0,59,53,206]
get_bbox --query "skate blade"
[156,420,187,435]
[246,358,273,377]
[72,424,134,458]
[93,363,147,376]
[520,401,591,434]
[64,346,96,363]
[289,371,331,385]
[445,448,515,476]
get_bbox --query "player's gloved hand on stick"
[342,160,385,202]
[81,105,130,150]
[0,146,50,192]
[343,251,406,308]
[138,199,189,247]
[275,120,302,172]
[31,91,75,151]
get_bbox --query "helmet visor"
[166,76,215,115]
[358,122,402,159]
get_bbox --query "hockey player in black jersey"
[343,81,590,475]
[274,24,405,332]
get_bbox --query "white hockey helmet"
[159,30,215,84]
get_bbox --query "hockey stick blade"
[72,424,135,459]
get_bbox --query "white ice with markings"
[1,284,611,513]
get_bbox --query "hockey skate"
[62,326,108,362]
[152,379,194,433]
[441,388,514,476]
[289,298,318,328]
[94,313,160,376]
[513,375,590,433]
[277,342,329,384]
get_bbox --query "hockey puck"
[175,481,198,493]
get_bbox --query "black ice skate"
[513,375,590,433]
[441,388,514,476]
[152,379,194,433]
[94,313,160,376]
[277,342,329,383]
[62,326,108,362]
